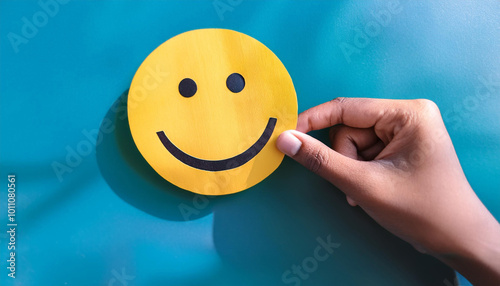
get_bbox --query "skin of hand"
[276,98,500,285]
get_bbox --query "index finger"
[296,97,401,133]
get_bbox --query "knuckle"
[306,148,329,174]
[415,99,440,113]
[410,99,442,126]
[390,99,440,128]
[331,97,347,104]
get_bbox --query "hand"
[276,98,500,285]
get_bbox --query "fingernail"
[277,131,302,156]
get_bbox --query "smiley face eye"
[226,73,245,93]
[179,78,197,98]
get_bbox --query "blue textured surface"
[1,0,499,285]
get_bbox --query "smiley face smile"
[156,117,277,171]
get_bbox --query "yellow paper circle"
[128,29,297,195]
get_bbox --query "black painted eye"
[179,78,197,98]
[226,73,245,93]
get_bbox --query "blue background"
[1,0,499,285]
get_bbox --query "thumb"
[276,130,372,193]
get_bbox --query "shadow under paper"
[96,90,214,221]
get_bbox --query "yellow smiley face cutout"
[128,29,297,195]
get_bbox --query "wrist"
[436,211,500,285]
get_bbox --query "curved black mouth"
[156,118,277,171]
